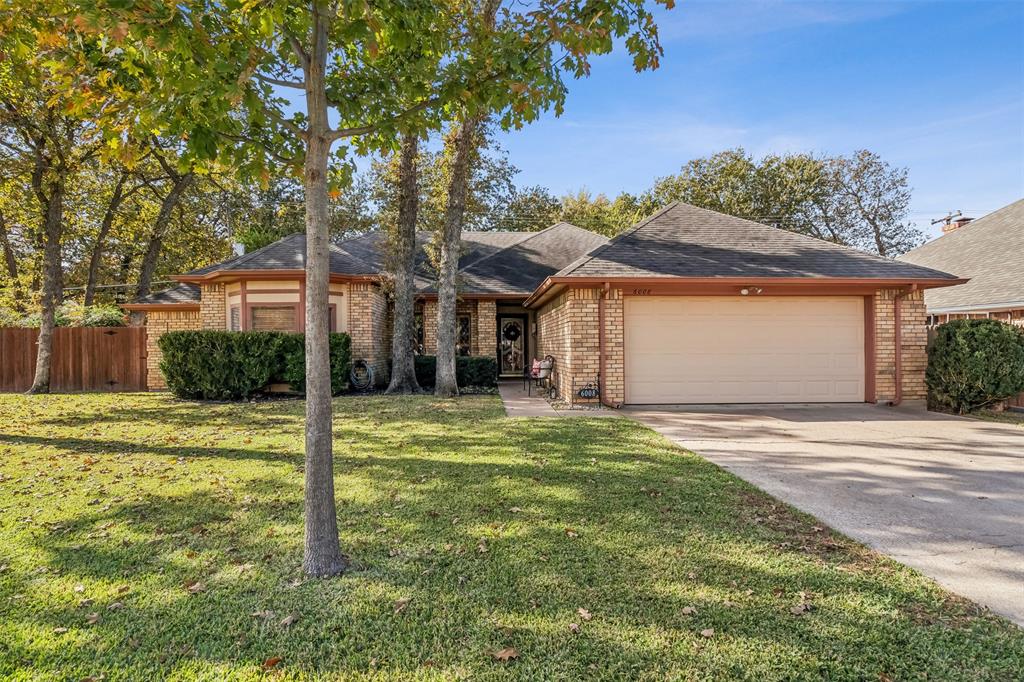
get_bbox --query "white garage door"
[625,296,865,404]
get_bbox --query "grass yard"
[0,394,1021,681]
[969,408,1024,427]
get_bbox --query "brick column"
[144,309,201,390]
[602,289,625,405]
[199,283,226,330]
[349,282,389,386]
[422,299,438,354]
[476,299,496,358]
[874,288,928,403]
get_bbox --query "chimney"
[943,216,973,234]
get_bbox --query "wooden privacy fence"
[0,327,147,392]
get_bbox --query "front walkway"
[497,381,616,418]
[625,403,1024,625]
[497,380,561,417]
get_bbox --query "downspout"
[598,282,616,408]
[888,285,917,407]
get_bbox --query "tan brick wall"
[422,299,437,354]
[143,308,201,390]
[475,300,497,358]
[349,282,389,386]
[200,284,226,330]
[874,288,927,403]
[535,287,624,405]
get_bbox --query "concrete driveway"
[625,404,1024,625]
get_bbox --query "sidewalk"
[497,381,617,418]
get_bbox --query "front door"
[498,316,527,376]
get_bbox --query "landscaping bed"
[0,394,1021,680]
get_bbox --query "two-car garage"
[624,296,866,404]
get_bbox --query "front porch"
[415,297,536,378]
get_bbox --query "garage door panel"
[624,296,864,404]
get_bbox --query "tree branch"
[255,73,307,89]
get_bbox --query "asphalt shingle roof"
[446,223,610,294]
[556,202,961,281]
[170,227,578,297]
[133,283,200,305]
[898,199,1024,311]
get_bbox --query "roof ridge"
[457,222,571,275]
[554,202,679,277]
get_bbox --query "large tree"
[0,18,107,392]
[385,133,422,395]
[75,0,670,576]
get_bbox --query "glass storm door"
[499,317,526,376]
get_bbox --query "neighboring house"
[898,199,1024,327]
[126,202,963,405]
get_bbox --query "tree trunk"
[301,2,345,578]
[0,210,17,281]
[135,172,194,301]
[28,175,65,394]
[84,172,128,305]
[386,132,422,395]
[434,118,480,398]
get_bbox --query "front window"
[250,305,297,332]
[229,306,241,331]
[457,315,471,356]
[414,312,425,354]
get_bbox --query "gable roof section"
[165,226,573,296]
[440,223,610,295]
[898,199,1024,312]
[554,202,962,281]
[123,283,200,309]
[177,233,375,280]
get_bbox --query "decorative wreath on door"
[502,322,522,342]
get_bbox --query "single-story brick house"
[126,202,964,405]
[898,198,1024,327]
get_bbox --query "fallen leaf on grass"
[73,584,85,593]
[279,614,298,628]
[681,606,697,616]
[564,528,578,538]
[261,656,282,670]
[85,612,101,625]
[393,598,411,614]
[490,647,518,663]
[577,608,592,621]
[52,627,68,634]
[508,507,522,513]
[568,622,580,633]
[251,610,274,619]
[107,602,124,611]
[700,628,715,638]
[790,603,813,616]
[185,581,205,594]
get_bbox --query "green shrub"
[927,319,1024,413]
[410,355,498,388]
[280,333,351,395]
[14,302,126,328]
[158,330,351,401]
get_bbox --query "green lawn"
[969,408,1024,427]
[0,394,1020,681]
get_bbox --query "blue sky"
[492,0,1024,239]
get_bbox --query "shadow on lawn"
[3,398,1022,679]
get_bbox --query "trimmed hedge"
[158,330,351,400]
[407,355,498,388]
[927,319,1024,414]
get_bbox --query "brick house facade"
[126,205,961,403]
